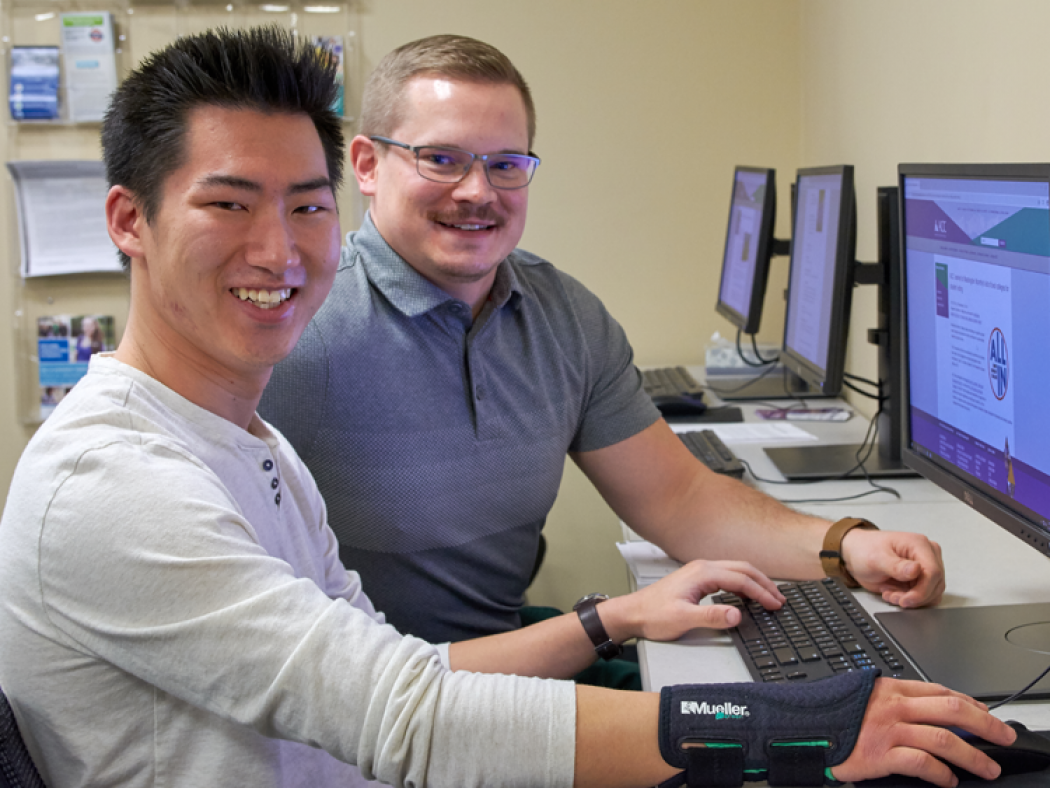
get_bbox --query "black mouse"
[651,394,707,418]
[946,720,1050,780]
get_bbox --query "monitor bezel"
[715,166,778,335]
[897,161,1050,559]
[778,164,857,396]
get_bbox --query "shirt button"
[275,492,281,506]
[450,303,464,313]
[262,459,274,472]
[271,478,279,490]
[475,386,484,400]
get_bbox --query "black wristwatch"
[572,593,623,660]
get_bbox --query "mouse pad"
[858,770,1050,787]
[856,731,1050,788]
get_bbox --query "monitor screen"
[780,165,856,396]
[715,166,777,334]
[899,163,1050,555]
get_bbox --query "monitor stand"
[876,603,1050,701]
[763,443,919,480]
[706,368,828,402]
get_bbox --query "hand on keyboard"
[612,559,785,642]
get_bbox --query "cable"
[733,328,778,367]
[843,379,883,400]
[738,399,902,503]
[988,663,1050,710]
[750,331,779,366]
[843,371,880,389]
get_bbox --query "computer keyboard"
[714,577,923,684]
[678,430,745,477]
[642,366,705,398]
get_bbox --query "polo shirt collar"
[350,213,523,318]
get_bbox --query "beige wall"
[4,1,1046,612]
[799,0,1050,408]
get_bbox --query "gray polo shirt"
[260,214,660,642]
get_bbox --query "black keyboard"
[642,366,705,398]
[714,578,924,684]
[679,430,745,477]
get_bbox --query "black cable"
[987,663,1050,711]
[738,399,902,503]
[843,371,880,389]
[750,332,780,366]
[733,328,778,367]
[843,379,883,400]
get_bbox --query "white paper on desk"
[617,541,681,588]
[7,160,121,277]
[669,421,817,445]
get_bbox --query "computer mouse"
[945,721,1050,780]
[651,394,708,418]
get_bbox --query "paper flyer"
[7,160,121,277]
[9,46,60,121]
[37,314,116,419]
[60,12,118,122]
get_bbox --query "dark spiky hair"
[102,26,344,267]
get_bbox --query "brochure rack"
[2,1,363,424]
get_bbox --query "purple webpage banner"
[911,407,1050,524]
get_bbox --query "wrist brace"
[657,670,877,787]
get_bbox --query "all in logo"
[988,328,1009,401]
[680,701,750,719]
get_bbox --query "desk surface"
[634,374,1050,731]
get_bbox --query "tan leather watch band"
[820,517,879,587]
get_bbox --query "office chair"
[0,685,46,788]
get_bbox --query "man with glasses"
[260,34,947,690]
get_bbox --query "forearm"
[642,472,831,580]
[574,686,678,788]
[449,595,642,677]
[576,421,834,581]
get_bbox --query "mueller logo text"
[681,701,750,719]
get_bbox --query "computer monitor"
[764,182,916,480]
[711,167,817,401]
[716,166,779,334]
[764,184,919,481]
[779,165,857,395]
[875,162,1050,701]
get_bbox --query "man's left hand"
[840,528,945,607]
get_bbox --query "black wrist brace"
[657,670,877,787]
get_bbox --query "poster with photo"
[37,314,116,419]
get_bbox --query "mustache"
[429,206,505,227]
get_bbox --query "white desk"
[634,383,1050,731]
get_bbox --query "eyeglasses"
[369,136,540,190]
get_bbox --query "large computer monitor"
[876,162,1050,701]
[716,166,779,334]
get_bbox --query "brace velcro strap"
[658,671,877,786]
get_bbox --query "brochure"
[60,12,118,122]
[37,314,116,419]
[9,46,60,121]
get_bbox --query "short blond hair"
[361,34,536,148]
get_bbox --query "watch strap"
[573,594,623,660]
[820,517,878,588]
